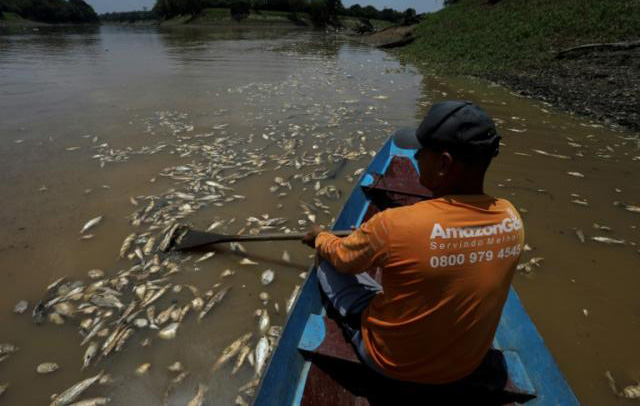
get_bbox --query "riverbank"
[396,0,640,131]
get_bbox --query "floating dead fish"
[605,371,640,399]
[82,342,99,370]
[50,371,103,406]
[195,252,215,263]
[0,383,8,397]
[516,257,544,274]
[231,346,251,375]
[235,395,250,406]
[87,269,104,280]
[37,362,60,374]
[258,309,270,334]
[167,361,183,373]
[532,149,571,160]
[254,336,271,377]
[566,171,585,178]
[571,199,588,206]
[198,287,230,321]
[80,216,103,234]
[13,300,28,314]
[282,250,291,263]
[135,363,151,375]
[187,384,207,406]
[261,270,274,286]
[212,333,253,372]
[119,233,136,258]
[625,205,640,214]
[591,236,625,245]
[239,258,258,266]
[593,223,612,231]
[158,323,179,340]
[574,229,585,243]
[67,398,110,406]
[220,269,235,278]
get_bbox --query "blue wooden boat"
[253,137,580,405]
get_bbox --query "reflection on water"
[0,24,638,406]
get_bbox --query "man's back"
[317,195,524,384]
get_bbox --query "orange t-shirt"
[315,195,524,384]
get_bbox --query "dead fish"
[254,336,271,377]
[239,258,258,266]
[155,304,176,325]
[37,362,60,374]
[119,233,136,258]
[195,252,215,263]
[212,333,253,372]
[516,257,544,273]
[163,371,189,406]
[80,216,103,234]
[258,309,270,334]
[67,398,110,406]
[143,237,156,256]
[282,250,291,263]
[593,223,612,231]
[198,287,230,321]
[220,269,235,278]
[206,221,223,231]
[0,383,8,397]
[624,205,640,214]
[591,236,625,245]
[167,361,183,373]
[605,371,640,399]
[136,363,151,376]
[87,269,104,280]
[531,149,571,160]
[566,171,585,178]
[235,395,250,406]
[13,300,28,314]
[574,229,585,243]
[231,346,251,375]
[187,384,207,406]
[50,371,103,406]
[258,292,269,303]
[82,342,99,370]
[158,322,179,340]
[260,270,274,286]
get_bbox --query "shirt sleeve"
[315,211,389,274]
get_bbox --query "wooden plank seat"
[298,314,537,405]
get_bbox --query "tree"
[230,0,250,20]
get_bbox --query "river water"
[0,25,638,406]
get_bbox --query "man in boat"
[303,100,524,385]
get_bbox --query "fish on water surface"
[37,362,60,374]
[187,384,207,406]
[80,216,103,234]
[50,372,103,406]
[605,371,640,399]
[67,398,110,406]
[212,333,253,372]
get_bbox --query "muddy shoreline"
[487,47,640,132]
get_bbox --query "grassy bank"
[401,0,640,74]
[396,0,640,130]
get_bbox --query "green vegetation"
[100,10,158,23]
[400,0,640,74]
[0,0,98,23]
[151,0,416,27]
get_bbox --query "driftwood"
[556,40,640,58]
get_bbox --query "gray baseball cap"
[393,101,501,157]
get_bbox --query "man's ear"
[439,151,454,175]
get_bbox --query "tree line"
[150,0,418,25]
[0,0,98,23]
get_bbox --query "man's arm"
[303,212,389,274]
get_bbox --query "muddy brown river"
[0,25,639,406]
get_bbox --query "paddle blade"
[171,229,227,251]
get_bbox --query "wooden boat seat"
[298,314,537,405]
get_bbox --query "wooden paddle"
[167,226,352,251]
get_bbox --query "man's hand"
[302,225,324,248]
